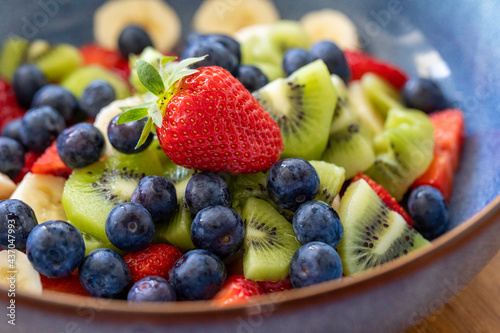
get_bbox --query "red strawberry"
[156,66,284,174]
[12,150,41,183]
[351,173,414,226]
[258,277,293,294]
[31,141,73,178]
[124,243,183,284]
[0,79,25,132]
[344,50,409,90]
[80,44,130,81]
[40,274,88,296]
[212,275,264,306]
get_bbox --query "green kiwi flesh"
[253,60,337,160]
[0,37,29,82]
[348,81,384,137]
[308,160,345,206]
[361,73,403,118]
[151,139,194,184]
[241,198,301,281]
[81,232,121,256]
[365,108,435,200]
[337,179,430,276]
[269,20,312,54]
[32,44,82,82]
[154,198,195,252]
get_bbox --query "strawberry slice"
[344,50,409,90]
[80,44,130,81]
[351,173,414,226]
[0,78,25,132]
[40,273,88,296]
[12,150,41,183]
[31,141,73,178]
[213,275,264,306]
[258,277,293,294]
[412,109,465,201]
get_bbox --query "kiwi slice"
[0,37,29,81]
[365,108,435,200]
[269,20,312,54]
[308,160,345,206]
[61,65,131,99]
[30,43,82,82]
[81,232,121,256]
[62,147,163,242]
[348,81,384,137]
[241,35,283,68]
[151,139,194,184]
[253,62,284,81]
[241,198,301,281]
[253,60,337,160]
[154,199,195,252]
[26,40,52,63]
[337,179,430,275]
[361,73,403,118]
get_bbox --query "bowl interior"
[1,0,499,229]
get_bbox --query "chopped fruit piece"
[213,275,264,306]
[80,44,130,81]
[344,50,408,90]
[258,277,293,294]
[0,79,25,132]
[412,150,454,201]
[31,141,73,178]
[124,243,183,284]
[351,173,414,226]
[13,151,42,184]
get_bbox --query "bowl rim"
[3,193,500,322]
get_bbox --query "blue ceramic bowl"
[1,1,499,332]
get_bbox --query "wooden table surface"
[407,251,500,333]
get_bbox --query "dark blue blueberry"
[0,137,25,179]
[267,158,320,211]
[127,276,177,302]
[0,199,37,251]
[26,220,85,278]
[407,186,450,240]
[118,25,154,58]
[293,201,344,248]
[131,176,177,225]
[310,41,351,83]
[237,65,269,92]
[182,40,239,76]
[1,119,23,144]
[105,202,155,253]
[191,206,245,259]
[57,123,104,169]
[79,248,131,299]
[107,115,153,154]
[289,241,343,288]
[186,32,204,45]
[185,171,231,215]
[31,85,78,122]
[169,249,226,300]
[20,106,66,152]
[283,48,317,76]
[12,65,48,109]
[205,34,241,63]
[402,78,449,114]
[79,80,116,118]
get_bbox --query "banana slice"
[10,173,67,223]
[0,173,16,200]
[301,9,360,50]
[94,0,181,51]
[0,250,42,295]
[94,96,143,157]
[193,0,279,35]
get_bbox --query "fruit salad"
[0,0,465,305]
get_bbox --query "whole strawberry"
[124,243,183,284]
[119,56,284,174]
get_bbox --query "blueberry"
[79,80,116,118]
[131,176,177,225]
[118,25,154,59]
[31,85,78,122]
[105,202,155,253]
[283,48,317,76]
[1,119,23,144]
[169,249,226,300]
[267,158,320,211]
[237,65,269,92]
[0,199,37,251]
[191,206,245,259]
[79,248,131,299]
[407,186,450,240]
[26,220,85,278]
[293,201,344,248]
[127,276,177,303]
[205,34,241,63]
[0,137,25,179]
[182,40,239,76]
[57,123,104,169]
[107,115,153,154]
[402,78,449,114]
[289,241,343,288]
[310,41,351,83]
[20,106,66,152]
[12,65,48,109]
[186,32,204,45]
[185,171,231,215]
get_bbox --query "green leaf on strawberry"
[136,59,166,96]
[136,117,153,149]
[117,104,151,124]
